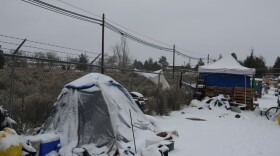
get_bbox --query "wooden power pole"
[173,44,175,79]
[101,13,105,74]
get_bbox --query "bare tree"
[121,36,130,69]
[33,52,46,68]
[46,52,59,69]
[109,37,131,69]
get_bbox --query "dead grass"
[0,66,195,133]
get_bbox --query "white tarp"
[134,69,170,90]
[198,55,255,76]
[40,73,156,156]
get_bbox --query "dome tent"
[40,73,155,155]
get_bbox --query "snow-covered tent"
[134,69,170,90]
[198,55,255,88]
[40,73,155,156]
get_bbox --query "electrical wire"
[0,34,99,55]
[22,0,102,25]
[0,40,98,59]
[22,0,213,61]
[55,0,199,55]
[56,0,215,60]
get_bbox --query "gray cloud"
[1,0,280,66]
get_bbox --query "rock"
[235,114,241,118]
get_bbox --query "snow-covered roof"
[198,55,255,76]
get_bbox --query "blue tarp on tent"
[200,73,251,88]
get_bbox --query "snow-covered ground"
[156,89,280,156]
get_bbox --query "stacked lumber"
[205,86,216,97]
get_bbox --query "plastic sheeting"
[135,69,170,90]
[200,73,251,88]
[77,91,115,150]
[40,73,155,156]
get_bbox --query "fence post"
[176,73,180,109]
[173,45,175,79]
[90,53,101,72]
[8,39,26,117]
[130,69,134,91]
[156,72,161,114]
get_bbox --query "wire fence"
[0,53,197,133]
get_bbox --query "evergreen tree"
[158,56,169,70]
[152,61,161,71]
[133,59,144,69]
[243,49,267,78]
[218,54,223,60]
[77,53,89,70]
[272,56,280,76]
[0,47,4,69]
[194,58,204,71]
[143,58,161,71]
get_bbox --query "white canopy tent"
[198,55,256,105]
[198,55,255,76]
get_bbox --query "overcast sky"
[1,0,280,66]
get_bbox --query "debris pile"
[194,95,231,110]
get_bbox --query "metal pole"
[130,65,135,91]
[244,75,246,105]
[9,39,26,117]
[173,44,175,79]
[129,110,137,153]
[101,13,105,74]
[90,53,101,72]
[156,72,161,113]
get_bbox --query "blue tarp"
[200,73,251,88]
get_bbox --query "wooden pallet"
[205,86,234,98]
[233,87,253,108]
[205,86,216,97]
[204,86,253,108]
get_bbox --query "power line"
[0,34,99,55]
[55,0,101,19]
[22,0,212,61]
[0,47,96,61]
[55,0,200,55]
[22,0,102,24]
[105,22,173,52]
[0,40,98,58]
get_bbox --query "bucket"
[278,116,280,125]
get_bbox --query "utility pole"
[101,13,105,74]
[173,44,175,79]
[9,39,26,117]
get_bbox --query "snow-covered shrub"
[0,106,16,130]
